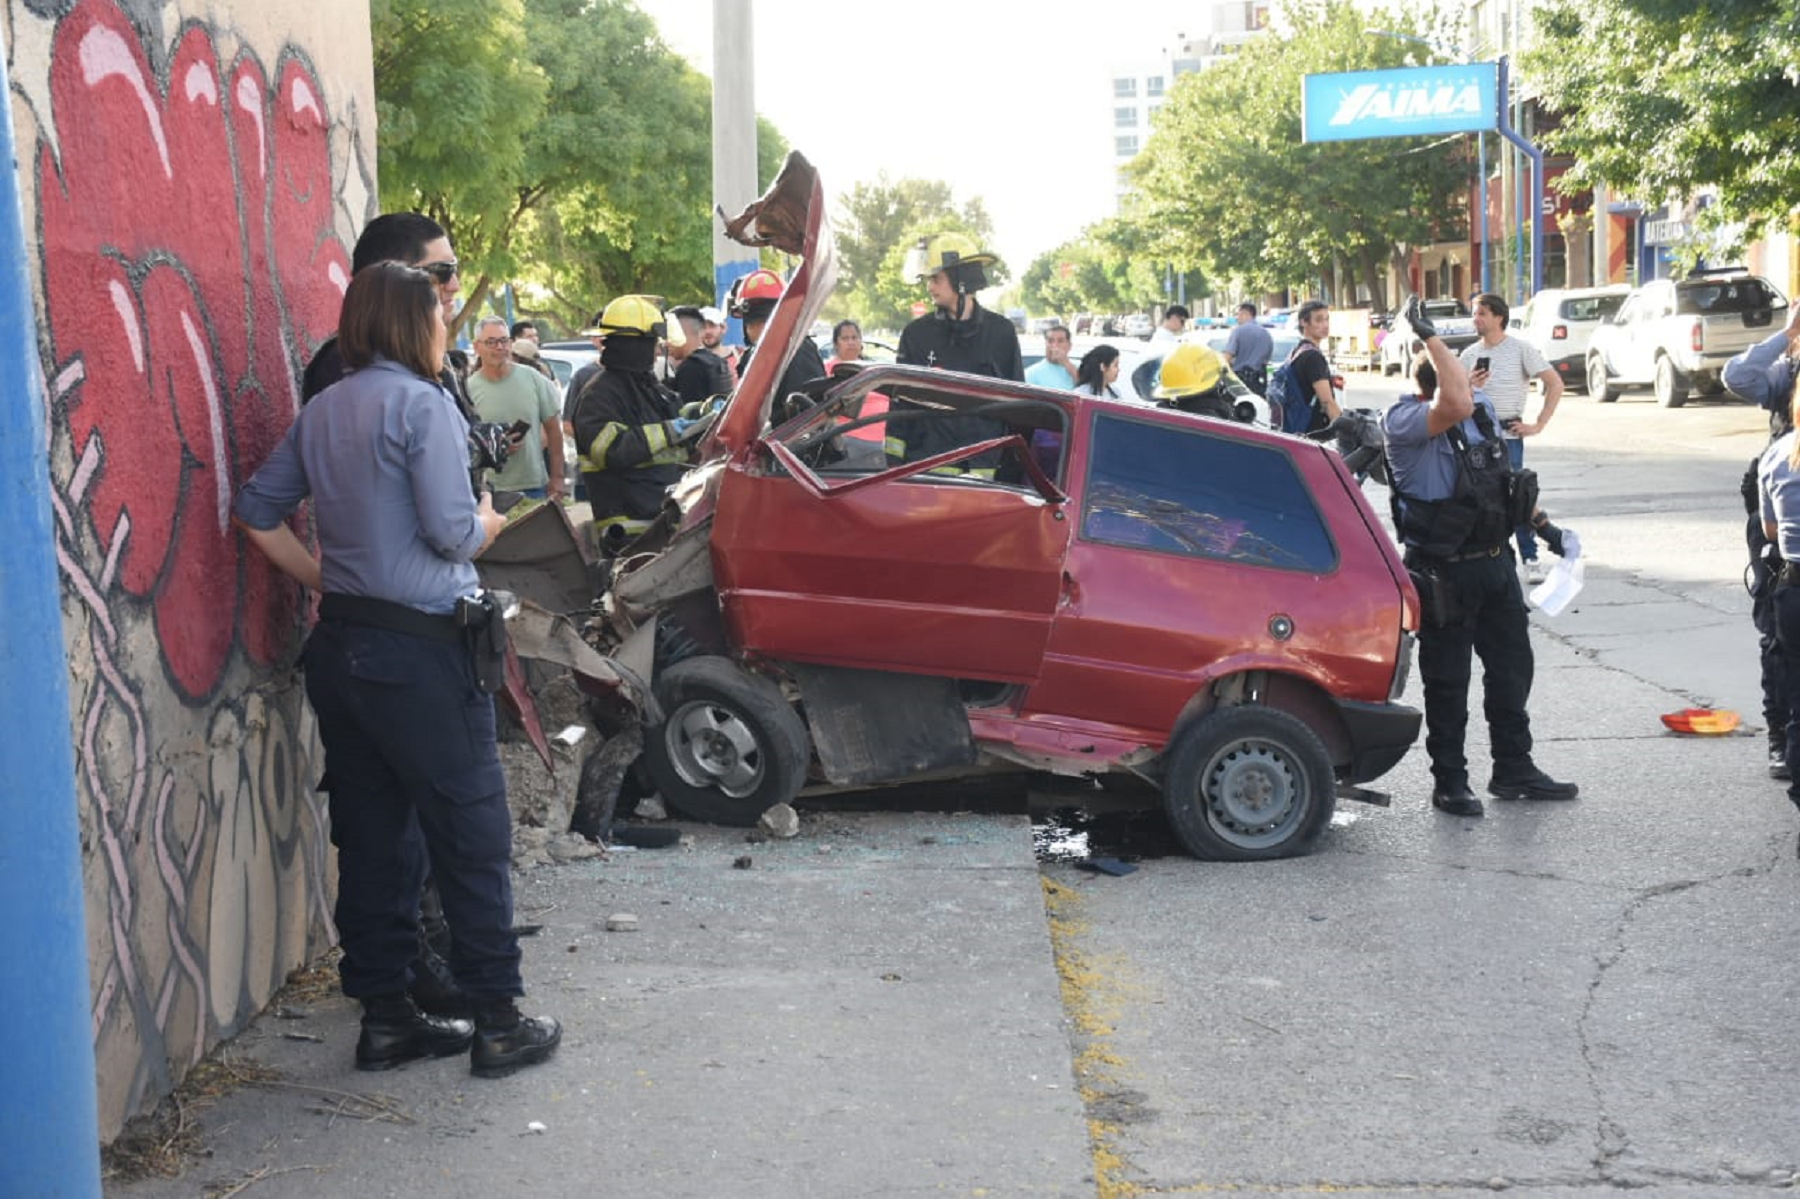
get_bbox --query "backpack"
[1270,345,1319,435]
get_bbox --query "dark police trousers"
[303,620,523,1000]
[1410,547,1535,789]
[1772,576,1800,810]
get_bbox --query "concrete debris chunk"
[758,802,800,839]
[604,913,639,932]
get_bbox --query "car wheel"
[1161,706,1335,861]
[645,656,810,826]
[1587,355,1619,403]
[1654,356,1688,408]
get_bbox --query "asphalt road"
[105,369,1799,1198]
[1044,371,1800,1194]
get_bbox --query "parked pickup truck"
[1585,269,1789,407]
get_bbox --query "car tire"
[644,656,809,827]
[1654,356,1688,408]
[1161,706,1335,861]
[1587,355,1619,403]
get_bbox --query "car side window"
[1080,412,1337,572]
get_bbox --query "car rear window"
[1558,295,1626,322]
[1081,413,1337,572]
[1676,278,1780,315]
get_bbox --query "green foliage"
[1131,0,1468,308]
[830,176,998,330]
[374,0,789,335]
[1021,218,1200,318]
[1525,0,1800,247]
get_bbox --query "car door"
[710,408,1075,684]
[1026,409,1393,739]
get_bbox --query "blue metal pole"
[1495,57,1545,297]
[0,50,103,1199]
[1478,132,1490,294]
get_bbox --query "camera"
[466,421,512,473]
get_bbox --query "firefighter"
[569,295,692,553]
[888,234,1021,477]
[895,232,1022,381]
[729,267,826,421]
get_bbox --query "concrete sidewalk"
[107,810,1094,1198]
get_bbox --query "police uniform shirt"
[1724,330,1800,427]
[1382,392,1503,504]
[1759,431,1800,560]
[235,358,486,613]
[1458,333,1549,426]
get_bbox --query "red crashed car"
[596,154,1421,860]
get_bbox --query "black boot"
[356,994,474,1071]
[408,945,472,1019]
[471,999,562,1079]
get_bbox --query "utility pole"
[712,0,759,332]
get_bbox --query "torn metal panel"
[783,662,977,787]
[611,519,716,621]
[477,500,597,616]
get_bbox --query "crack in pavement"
[1573,833,1794,1186]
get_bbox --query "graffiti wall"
[6,0,373,1138]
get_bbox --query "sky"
[632,0,1209,275]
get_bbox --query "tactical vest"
[1391,405,1522,558]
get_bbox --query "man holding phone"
[467,315,566,501]
[1460,293,1563,580]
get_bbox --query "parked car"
[537,345,597,394]
[1123,313,1154,339]
[591,154,1422,862]
[1584,268,1789,406]
[1379,297,1477,375]
[1514,286,1630,393]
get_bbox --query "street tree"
[832,176,995,329]
[374,0,787,334]
[1525,0,1800,249]
[1131,0,1468,309]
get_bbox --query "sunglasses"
[418,259,460,284]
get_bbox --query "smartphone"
[1474,356,1491,373]
[506,419,531,438]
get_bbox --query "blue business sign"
[1302,62,1499,143]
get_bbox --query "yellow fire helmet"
[902,232,998,284]
[1155,342,1228,398]
[582,294,682,345]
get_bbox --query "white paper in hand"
[1529,529,1583,615]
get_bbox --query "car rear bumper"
[1334,698,1422,783]
[1548,353,1583,381]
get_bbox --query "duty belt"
[1439,543,1507,563]
[319,593,463,644]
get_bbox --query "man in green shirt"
[467,316,565,500]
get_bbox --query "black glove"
[1404,295,1437,341]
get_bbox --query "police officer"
[236,262,560,1077]
[570,294,692,552]
[1381,297,1578,818]
[1725,308,1800,778]
[1757,389,1800,826]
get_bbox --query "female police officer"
[235,261,560,1077]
